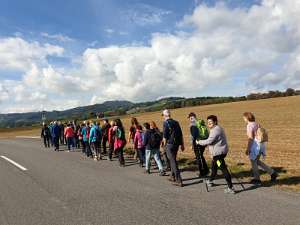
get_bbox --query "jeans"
[102,137,108,154]
[108,142,114,160]
[53,137,59,151]
[67,137,75,150]
[165,144,182,182]
[116,147,125,166]
[251,155,274,180]
[84,141,92,157]
[91,141,100,158]
[43,136,50,148]
[138,148,145,166]
[210,154,233,189]
[162,146,170,170]
[193,144,209,176]
[145,149,164,171]
[81,140,86,153]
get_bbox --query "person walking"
[89,122,102,161]
[64,123,75,152]
[41,123,51,148]
[188,112,209,177]
[101,119,111,155]
[144,121,166,176]
[128,117,139,160]
[134,125,145,167]
[78,123,85,153]
[197,115,235,194]
[108,120,116,161]
[51,121,60,151]
[81,122,92,157]
[162,109,185,187]
[114,119,126,167]
[243,112,278,185]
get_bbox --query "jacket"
[198,125,228,157]
[64,127,75,138]
[134,130,144,149]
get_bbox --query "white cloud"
[41,32,74,42]
[1,0,300,113]
[123,3,171,26]
[0,37,64,72]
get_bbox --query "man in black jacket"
[101,119,111,155]
[41,123,51,148]
[162,109,185,187]
[188,112,209,177]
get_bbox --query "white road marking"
[1,155,28,171]
[16,136,40,139]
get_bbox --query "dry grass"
[1,96,299,191]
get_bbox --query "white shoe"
[224,187,236,194]
[206,179,214,187]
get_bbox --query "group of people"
[40,109,278,194]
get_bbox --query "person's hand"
[245,149,249,155]
[181,145,185,152]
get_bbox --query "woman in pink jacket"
[134,125,145,167]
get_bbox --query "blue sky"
[0,0,299,113]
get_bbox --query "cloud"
[0,37,64,72]
[123,3,171,26]
[41,32,74,42]
[1,0,300,113]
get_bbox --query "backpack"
[95,128,102,142]
[256,127,268,143]
[195,119,209,140]
[149,129,162,149]
[166,120,183,146]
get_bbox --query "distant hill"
[0,88,299,128]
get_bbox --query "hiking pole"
[229,167,246,191]
[204,178,209,192]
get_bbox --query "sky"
[0,0,299,113]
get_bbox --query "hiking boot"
[168,177,176,182]
[271,172,278,182]
[206,179,214,187]
[250,179,262,185]
[159,171,166,176]
[224,187,236,194]
[173,181,184,187]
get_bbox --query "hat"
[162,109,170,117]
[188,112,196,118]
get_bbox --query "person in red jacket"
[64,123,75,152]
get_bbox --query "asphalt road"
[0,138,299,225]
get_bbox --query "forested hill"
[0,88,299,128]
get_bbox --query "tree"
[285,88,295,96]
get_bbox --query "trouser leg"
[251,159,260,180]
[257,158,274,176]
[153,149,164,171]
[166,144,181,182]
[118,148,125,165]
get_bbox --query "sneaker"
[173,181,184,187]
[206,179,214,187]
[224,187,236,194]
[250,179,262,185]
[271,172,278,182]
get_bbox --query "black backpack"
[95,128,102,142]
[149,129,162,148]
[166,120,183,146]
